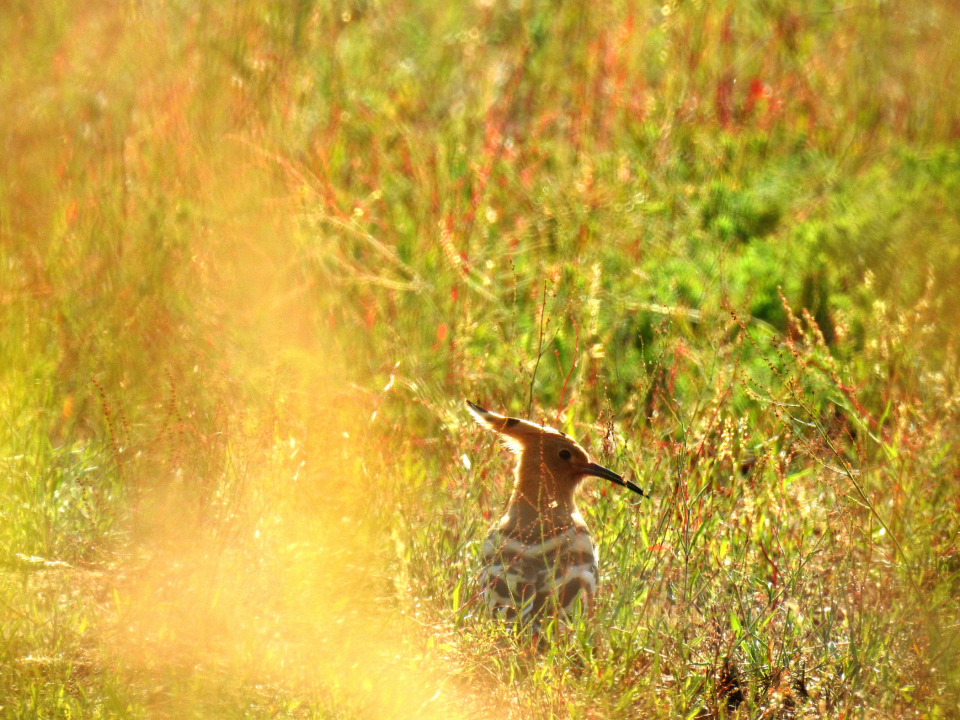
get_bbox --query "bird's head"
[466,400,645,498]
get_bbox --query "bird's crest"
[466,400,567,455]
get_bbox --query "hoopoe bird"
[467,400,645,631]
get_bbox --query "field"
[4,1,960,717]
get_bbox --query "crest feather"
[466,400,528,455]
[466,399,570,455]
[466,400,504,430]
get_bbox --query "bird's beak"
[581,462,647,497]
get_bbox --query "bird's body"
[467,400,644,631]
[480,521,598,626]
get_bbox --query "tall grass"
[2,0,960,717]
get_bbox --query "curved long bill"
[581,462,647,497]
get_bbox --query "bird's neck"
[502,457,582,537]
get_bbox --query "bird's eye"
[558,449,572,461]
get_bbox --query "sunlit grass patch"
[387,301,956,716]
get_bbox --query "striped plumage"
[467,400,644,632]
[481,523,598,627]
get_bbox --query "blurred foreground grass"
[3,1,960,717]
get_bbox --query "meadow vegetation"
[3,0,960,717]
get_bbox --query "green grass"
[3,0,960,717]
